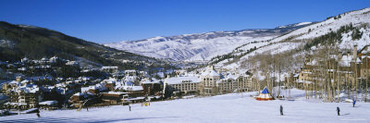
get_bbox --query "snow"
[2,89,370,122]
[295,22,312,26]
[14,84,39,93]
[20,108,38,114]
[200,66,221,77]
[115,81,143,91]
[39,101,58,106]
[101,91,129,95]
[105,8,370,67]
[339,27,370,50]
[220,8,370,70]
[164,76,200,85]
[105,26,294,62]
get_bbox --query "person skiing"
[36,108,40,118]
[129,105,131,111]
[336,107,340,116]
[280,105,283,116]
[353,99,356,107]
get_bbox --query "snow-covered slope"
[2,89,370,123]
[216,8,370,70]
[105,23,311,62]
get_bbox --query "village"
[0,45,368,117]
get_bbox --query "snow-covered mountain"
[215,7,370,70]
[105,23,312,62]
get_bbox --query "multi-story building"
[296,45,369,91]
[5,83,40,110]
[164,76,200,95]
[199,66,221,95]
[198,66,252,95]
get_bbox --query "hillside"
[105,22,312,62]
[0,21,167,70]
[213,7,370,71]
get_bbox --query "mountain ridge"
[0,21,168,70]
[105,22,313,62]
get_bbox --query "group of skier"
[280,99,357,116]
[32,99,358,118]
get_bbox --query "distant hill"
[0,21,168,70]
[213,7,370,70]
[105,22,313,62]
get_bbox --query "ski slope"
[2,89,370,123]
[218,7,370,70]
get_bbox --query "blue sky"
[1,0,369,43]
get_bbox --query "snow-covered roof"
[141,79,161,84]
[165,76,200,85]
[102,78,117,84]
[339,55,361,67]
[293,74,299,78]
[125,70,136,72]
[124,97,145,101]
[201,66,220,77]
[39,100,58,106]
[9,80,21,86]
[14,84,39,93]
[73,92,95,97]
[124,76,137,82]
[115,81,143,91]
[20,80,29,84]
[101,91,129,95]
[101,66,118,69]
[5,102,27,106]
[115,85,143,91]
[73,92,82,96]
[223,73,239,80]
[296,79,313,84]
[306,59,318,66]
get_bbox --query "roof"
[115,85,143,91]
[224,73,239,80]
[101,91,129,95]
[39,100,58,106]
[201,69,220,77]
[125,70,136,72]
[124,97,145,101]
[141,79,161,84]
[101,66,118,69]
[339,55,361,67]
[293,74,299,78]
[124,76,137,82]
[200,65,221,77]
[261,87,270,94]
[16,84,39,93]
[165,76,200,85]
[296,79,313,84]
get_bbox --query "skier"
[280,105,283,116]
[336,107,340,116]
[353,99,356,107]
[129,105,131,111]
[86,106,89,111]
[36,108,40,118]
